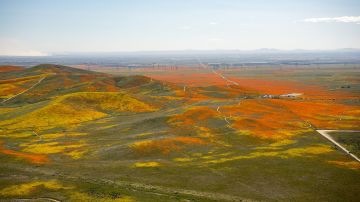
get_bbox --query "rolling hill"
[0,64,359,201]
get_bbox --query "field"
[0,64,359,201]
[329,132,360,157]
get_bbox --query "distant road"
[212,70,239,86]
[196,57,239,86]
[316,130,360,162]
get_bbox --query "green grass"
[330,132,360,157]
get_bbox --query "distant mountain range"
[1,49,360,67]
[51,48,360,56]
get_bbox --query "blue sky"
[0,0,360,55]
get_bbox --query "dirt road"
[316,130,360,162]
[1,76,47,104]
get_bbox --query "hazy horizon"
[1,0,360,56]
[2,48,360,57]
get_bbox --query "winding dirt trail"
[217,106,232,127]
[32,131,42,141]
[1,76,47,104]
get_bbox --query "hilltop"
[0,64,178,105]
[0,65,24,73]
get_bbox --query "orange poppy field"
[0,64,359,201]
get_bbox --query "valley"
[0,64,359,201]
